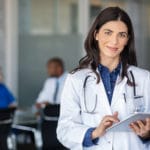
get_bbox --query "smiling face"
[95,20,129,62]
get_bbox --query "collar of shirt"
[98,63,121,76]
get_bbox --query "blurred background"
[0,0,149,107]
[0,0,150,149]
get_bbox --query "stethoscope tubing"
[83,70,137,113]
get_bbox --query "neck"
[100,57,120,72]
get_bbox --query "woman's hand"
[130,118,150,139]
[92,112,120,139]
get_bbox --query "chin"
[106,54,119,59]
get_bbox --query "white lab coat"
[57,66,150,150]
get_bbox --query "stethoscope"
[83,75,97,114]
[124,70,143,99]
[83,71,141,114]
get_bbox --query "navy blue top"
[83,63,121,147]
[98,63,121,105]
[0,83,15,108]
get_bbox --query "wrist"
[92,128,103,139]
[141,132,150,140]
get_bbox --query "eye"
[119,32,128,38]
[104,31,112,35]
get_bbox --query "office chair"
[41,104,67,150]
[0,107,16,150]
[12,109,42,150]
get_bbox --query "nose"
[110,34,118,45]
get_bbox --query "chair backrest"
[43,104,60,117]
[41,104,62,149]
[0,107,16,121]
[0,107,16,134]
[0,107,16,150]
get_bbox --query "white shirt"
[36,72,67,104]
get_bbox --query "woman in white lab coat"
[57,7,150,150]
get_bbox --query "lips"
[106,46,118,52]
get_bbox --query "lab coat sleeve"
[57,74,90,150]
[144,71,150,113]
[142,71,150,147]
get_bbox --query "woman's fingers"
[130,118,150,138]
[101,113,119,129]
[137,120,145,129]
[113,111,118,118]
[130,122,140,135]
[93,112,120,139]
[103,113,119,124]
[103,121,113,127]
[145,118,150,130]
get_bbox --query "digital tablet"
[106,112,150,132]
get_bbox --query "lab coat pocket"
[125,96,145,115]
[125,97,135,115]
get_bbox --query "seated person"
[0,67,16,150]
[0,68,16,108]
[35,57,67,108]
[35,58,68,150]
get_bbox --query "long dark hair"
[73,6,137,85]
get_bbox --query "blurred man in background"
[35,57,68,150]
[36,57,67,108]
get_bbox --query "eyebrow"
[103,29,128,35]
[103,29,112,32]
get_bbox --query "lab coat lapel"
[111,76,127,107]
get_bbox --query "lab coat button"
[108,91,111,94]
